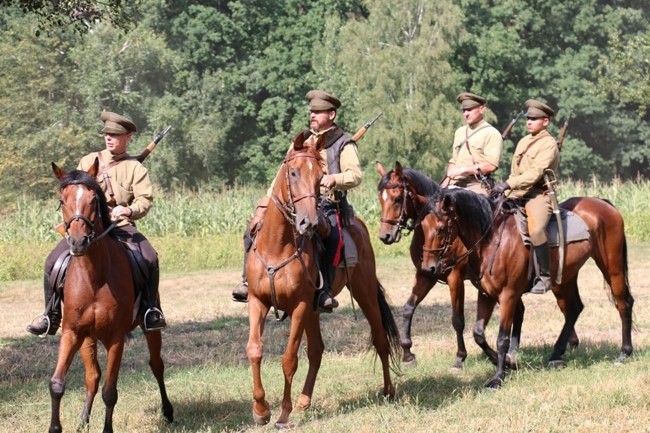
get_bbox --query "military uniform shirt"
[78,149,154,225]
[506,129,559,199]
[448,120,502,185]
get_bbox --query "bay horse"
[48,160,173,432]
[376,161,523,369]
[246,133,400,428]
[421,187,634,388]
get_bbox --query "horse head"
[420,191,458,274]
[274,131,324,237]
[53,158,110,256]
[376,161,438,244]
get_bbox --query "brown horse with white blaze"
[422,187,634,388]
[48,160,173,433]
[376,161,523,369]
[246,133,400,428]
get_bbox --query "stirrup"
[27,313,51,339]
[143,307,167,332]
[316,291,339,313]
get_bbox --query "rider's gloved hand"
[491,181,511,196]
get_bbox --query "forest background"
[1,0,649,204]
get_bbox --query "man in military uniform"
[492,99,560,294]
[442,92,503,195]
[27,111,167,335]
[232,90,362,312]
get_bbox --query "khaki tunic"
[448,120,502,192]
[505,129,559,245]
[78,149,153,226]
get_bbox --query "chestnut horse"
[422,187,634,388]
[376,161,523,369]
[48,160,173,432]
[246,133,400,428]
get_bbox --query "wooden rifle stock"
[136,125,172,163]
[352,112,383,142]
[556,112,572,151]
[501,111,524,139]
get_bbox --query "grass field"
[1,243,649,432]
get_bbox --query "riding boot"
[316,264,339,313]
[142,267,167,331]
[232,229,253,303]
[26,273,62,336]
[531,243,552,294]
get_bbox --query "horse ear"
[87,157,100,178]
[395,161,403,176]
[376,161,386,176]
[51,162,66,180]
[292,130,312,151]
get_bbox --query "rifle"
[556,112,572,151]
[136,125,172,162]
[501,110,524,139]
[352,112,383,141]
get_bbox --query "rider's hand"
[320,174,336,189]
[491,181,511,196]
[111,205,133,220]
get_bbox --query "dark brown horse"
[246,133,400,428]
[376,161,523,369]
[421,187,634,388]
[48,160,173,433]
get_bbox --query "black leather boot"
[142,267,167,331]
[531,243,552,294]
[316,264,339,313]
[27,274,61,336]
[232,230,252,302]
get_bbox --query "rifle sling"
[458,125,491,165]
[96,151,129,205]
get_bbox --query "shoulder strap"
[458,124,492,164]
[97,151,129,206]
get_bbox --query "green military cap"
[456,92,487,109]
[100,111,137,135]
[524,99,555,118]
[306,90,341,111]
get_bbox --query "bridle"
[271,152,322,226]
[59,182,116,249]
[380,177,432,241]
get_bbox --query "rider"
[231,90,362,312]
[492,99,560,294]
[27,111,167,335]
[442,92,503,196]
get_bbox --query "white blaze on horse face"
[382,189,388,202]
[75,185,84,215]
[308,160,314,171]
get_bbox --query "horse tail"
[376,281,402,373]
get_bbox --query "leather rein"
[252,151,322,320]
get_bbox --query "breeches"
[525,194,552,246]
[321,201,340,267]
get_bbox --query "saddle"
[49,241,149,308]
[510,203,590,247]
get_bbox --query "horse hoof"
[548,360,565,369]
[483,377,504,390]
[275,421,291,430]
[294,394,311,412]
[253,410,271,426]
[506,354,519,370]
[614,353,630,365]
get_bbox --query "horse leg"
[401,273,436,365]
[506,299,525,370]
[447,269,467,370]
[49,332,83,433]
[246,297,271,426]
[78,337,100,428]
[143,328,174,422]
[549,277,584,368]
[100,339,126,433]
[295,313,324,413]
[352,277,397,399]
[275,304,308,429]
[473,294,498,365]
[484,296,517,389]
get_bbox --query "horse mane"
[60,170,112,229]
[443,188,494,233]
[377,167,440,198]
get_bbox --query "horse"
[245,133,401,428]
[376,161,523,369]
[47,160,173,432]
[421,187,634,388]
